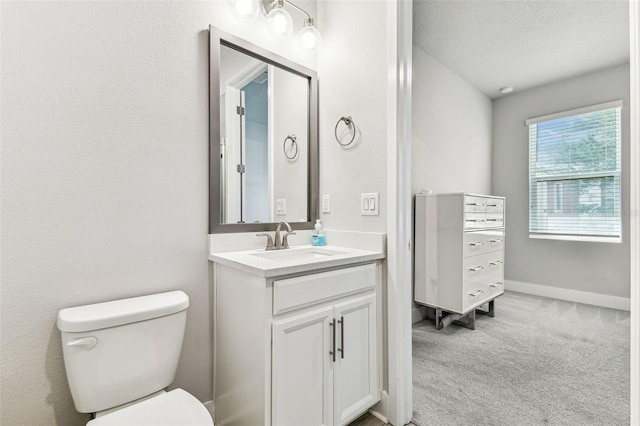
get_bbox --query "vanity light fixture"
[230,0,322,52]
[297,17,322,51]
[265,0,293,40]
[230,0,260,23]
[263,0,322,51]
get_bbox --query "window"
[526,101,622,242]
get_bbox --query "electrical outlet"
[322,194,331,213]
[276,199,286,215]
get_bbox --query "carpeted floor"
[412,291,630,426]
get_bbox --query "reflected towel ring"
[283,135,298,160]
[334,116,356,147]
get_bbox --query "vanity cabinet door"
[272,306,334,426]
[333,294,378,426]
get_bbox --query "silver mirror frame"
[209,25,319,234]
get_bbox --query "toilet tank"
[57,291,189,413]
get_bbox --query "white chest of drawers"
[414,193,505,328]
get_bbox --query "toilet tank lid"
[57,291,189,332]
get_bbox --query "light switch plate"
[361,193,379,216]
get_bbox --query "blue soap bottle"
[311,219,326,246]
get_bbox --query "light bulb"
[230,0,260,23]
[298,22,322,52]
[266,6,293,40]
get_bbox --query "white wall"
[0,1,316,425]
[315,0,389,233]
[411,47,493,196]
[492,64,631,299]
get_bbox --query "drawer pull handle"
[469,289,484,297]
[329,319,336,362]
[486,204,501,207]
[489,282,503,288]
[337,316,344,359]
[465,202,485,206]
[489,260,503,266]
[488,239,503,243]
[486,219,501,222]
[468,242,484,247]
[468,266,484,272]
[466,219,485,223]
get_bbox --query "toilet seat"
[87,389,213,426]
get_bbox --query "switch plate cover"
[361,193,379,216]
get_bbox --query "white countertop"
[208,244,385,277]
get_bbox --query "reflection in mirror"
[209,26,318,234]
[219,45,309,224]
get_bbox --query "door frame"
[386,0,413,425]
[387,1,639,425]
[629,1,639,423]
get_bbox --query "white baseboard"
[505,280,630,311]
[369,391,389,424]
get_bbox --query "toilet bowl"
[57,291,213,425]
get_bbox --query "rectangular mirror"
[209,26,318,233]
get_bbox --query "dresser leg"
[435,308,444,330]
[452,310,475,330]
[436,308,476,330]
[476,300,495,318]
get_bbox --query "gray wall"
[492,64,631,298]
[0,1,316,424]
[412,46,493,196]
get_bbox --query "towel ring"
[283,135,298,160]
[334,116,356,147]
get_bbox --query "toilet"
[57,290,213,426]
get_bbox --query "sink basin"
[209,243,385,277]
[250,246,345,262]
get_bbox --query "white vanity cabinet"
[212,261,381,426]
[272,292,377,426]
[414,193,505,325]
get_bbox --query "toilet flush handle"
[67,336,98,349]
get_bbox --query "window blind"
[527,101,622,241]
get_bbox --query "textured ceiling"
[413,0,630,99]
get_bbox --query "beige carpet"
[412,291,630,426]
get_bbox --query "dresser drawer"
[464,212,486,229]
[464,195,486,213]
[485,212,504,228]
[463,230,505,258]
[273,263,376,315]
[462,251,504,283]
[462,276,504,311]
[485,198,504,212]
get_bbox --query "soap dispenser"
[311,219,326,246]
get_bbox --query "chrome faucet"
[257,222,296,251]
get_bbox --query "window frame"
[526,100,623,243]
